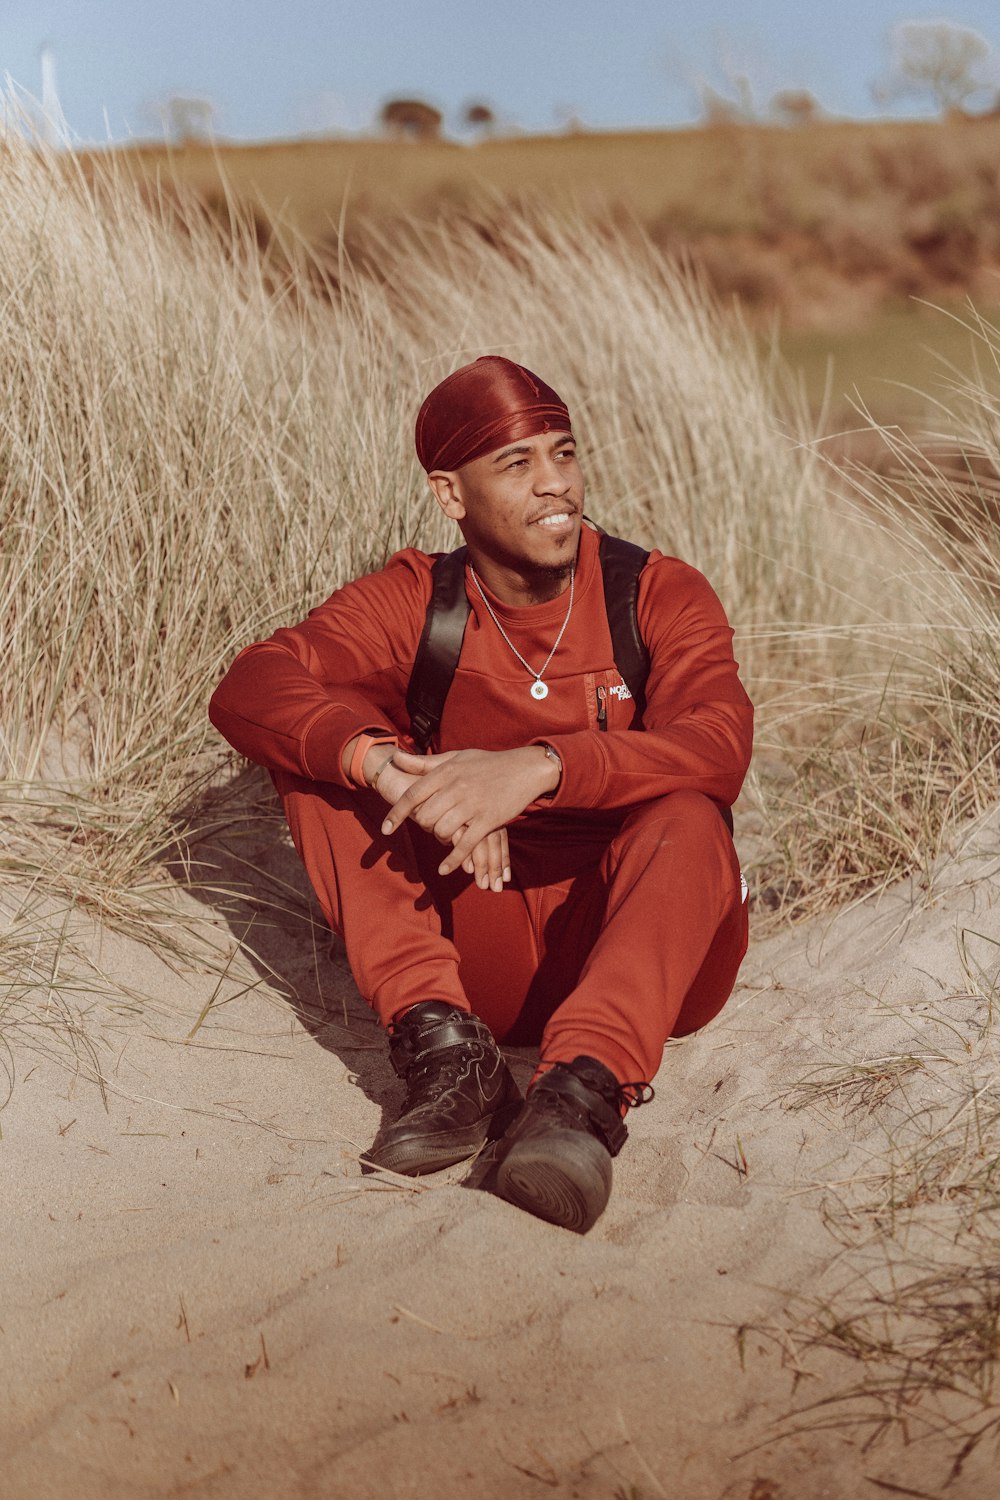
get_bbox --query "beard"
[523,552,576,604]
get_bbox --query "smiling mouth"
[532,511,576,529]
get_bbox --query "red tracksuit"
[209,525,753,1085]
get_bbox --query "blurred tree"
[876,20,998,115]
[554,102,584,133]
[462,101,496,137]
[770,90,822,126]
[379,99,443,140]
[159,96,217,143]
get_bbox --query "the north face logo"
[609,681,633,702]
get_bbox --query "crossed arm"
[212,553,752,893]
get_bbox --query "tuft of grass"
[785,1057,926,1119]
[777,1253,1000,1483]
[747,365,1000,925]
[757,943,1000,1480]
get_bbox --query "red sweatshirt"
[209,524,753,818]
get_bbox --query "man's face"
[432,430,585,580]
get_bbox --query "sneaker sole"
[364,1078,523,1178]
[364,1120,490,1176]
[495,1133,612,1234]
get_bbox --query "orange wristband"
[349,732,397,789]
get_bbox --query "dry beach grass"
[3,133,1000,1495]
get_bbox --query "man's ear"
[427,470,466,522]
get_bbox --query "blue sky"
[5,2,1000,143]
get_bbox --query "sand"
[5,805,1000,1500]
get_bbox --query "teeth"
[536,513,570,528]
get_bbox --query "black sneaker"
[490,1056,653,1233]
[364,1001,522,1176]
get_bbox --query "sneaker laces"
[619,1080,655,1109]
[529,1060,654,1156]
[532,1076,654,1115]
[547,1058,655,1114]
[401,1043,484,1109]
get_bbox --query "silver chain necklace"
[469,563,575,701]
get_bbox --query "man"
[209,355,752,1233]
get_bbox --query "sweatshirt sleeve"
[208,551,431,785]
[537,555,753,812]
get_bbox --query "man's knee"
[612,790,741,913]
[624,789,732,846]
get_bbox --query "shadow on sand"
[169,765,401,1123]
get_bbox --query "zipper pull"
[596,684,607,731]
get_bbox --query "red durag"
[414,355,572,473]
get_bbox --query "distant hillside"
[93,119,1000,333]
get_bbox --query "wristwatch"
[539,742,562,800]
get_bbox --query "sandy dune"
[5,808,1000,1499]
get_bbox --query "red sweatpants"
[273,774,748,1087]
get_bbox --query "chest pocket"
[589,669,641,733]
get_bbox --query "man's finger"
[430,809,471,846]
[455,832,504,892]
[390,750,431,777]
[393,749,455,773]
[381,778,452,834]
[485,830,506,893]
[468,836,490,891]
[437,821,490,878]
[498,827,512,885]
[380,756,472,832]
[408,789,466,836]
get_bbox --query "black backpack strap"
[596,528,734,835]
[598,532,651,716]
[406,546,471,752]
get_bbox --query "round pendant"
[530,680,549,701]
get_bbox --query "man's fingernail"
[381,820,392,835]
[503,867,511,881]
[493,878,503,892]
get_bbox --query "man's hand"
[354,743,515,894]
[380,746,559,882]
